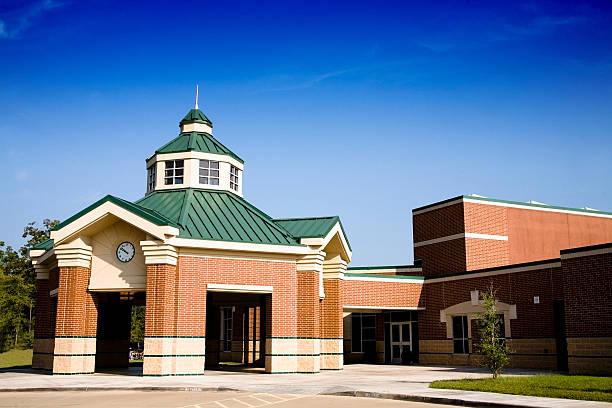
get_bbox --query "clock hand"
[121,248,129,255]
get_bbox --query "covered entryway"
[94,291,145,374]
[205,288,269,372]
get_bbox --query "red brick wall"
[144,264,179,336]
[420,265,564,340]
[414,240,466,275]
[413,202,464,243]
[562,251,612,338]
[178,256,297,337]
[297,272,319,337]
[34,278,54,339]
[320,279,343,338]
[55,266,97,337]
[343,280,423,309]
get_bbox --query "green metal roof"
[32,238,54,251]
[273,216,352,250]
[154,131,243,164]
[180,108,212,126]
[135,189,302,246]
[51,195,179,232]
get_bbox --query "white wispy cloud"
[0,0,64,40]
[260,68,360,93]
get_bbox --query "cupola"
[145,87,244,197]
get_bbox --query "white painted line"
[232,398,255,407]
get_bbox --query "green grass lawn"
[430,375,612,402]
[0,349,33,369]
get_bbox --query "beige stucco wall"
[89,220,147,291]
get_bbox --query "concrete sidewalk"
[0,365,609,408]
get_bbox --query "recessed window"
[220,307,233,352]
[452,315,469,354]
[147,165,156,192]
[230,165,239,191]
[164,160,184,185]
[199,160,219,185]
[351,313,376,353]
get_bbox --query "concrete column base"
[143,336,206,376]
[32,338,55,370]
[321,338,344,370]
[52,337,96,375]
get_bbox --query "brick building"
[30,100,612,376]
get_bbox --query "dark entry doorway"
[94,291,145,372]
[205,292,267,369]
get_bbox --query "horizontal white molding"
[169,237,310,256]
[414,233,508,247]
[426,261,561,284]
[207,283,273,294]
[413,196,612,219]
[344,276,424,284]
[343,305,424,311]
[179,253,296,264]
[561,247,612,260]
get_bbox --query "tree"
[474,287,510,379]
[0,219,59,351]
[131,305,145,344]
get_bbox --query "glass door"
[390,322,411,363]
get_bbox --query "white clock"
[116,242,135,263]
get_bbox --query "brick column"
[295,252,324,373]
[32,263,56,370]
[141,241,205,376]
[320,254,346,370]
[53,238,96,375]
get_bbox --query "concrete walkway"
[0,365,609,408]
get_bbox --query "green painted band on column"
[33,351,54,355]
[144,354,206,358]
[144,335,206,338]
[265,353,320,357]
[142,373,205,377]
[54,372,95,375]
[266,337,343,340]
[320,368,344,371]
[320,352,343,355]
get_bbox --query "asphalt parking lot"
[0,390,460,408]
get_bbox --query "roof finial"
[194,84,199,110]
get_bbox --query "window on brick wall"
[220,307,233,352]
[351,313,376,353]
[452,315,469,354]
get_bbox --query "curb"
[324,390,535,408]
[0,386,546,408]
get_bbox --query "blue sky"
[1,0,611,265]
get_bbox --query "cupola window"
[199,160,220,185]
[147,165,156,192]
[230,165,239,191]
[164,160,184,185]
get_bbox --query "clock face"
[116,242,135,263]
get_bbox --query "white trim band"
[343,305,424,311]
[344,275,424,284]
[426,261,561,284]
[414,232,508,247]
[412,196,612,219]
[207,283,273,294]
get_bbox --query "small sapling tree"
[475,286,510,379]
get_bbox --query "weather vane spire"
[194,84,199,110]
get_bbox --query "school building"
[30,100,612,376]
